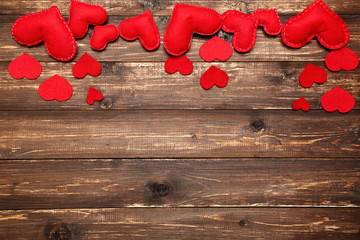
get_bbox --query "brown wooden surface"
[1,0,359,239]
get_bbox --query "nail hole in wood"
[250,120,265,133]
[191,133,197,139]
[239,219,248,227]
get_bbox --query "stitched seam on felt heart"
[253,9,282,35]
[282,0,349,49]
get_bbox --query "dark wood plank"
[0,158,359,209]
[0,110,359,159]
[1,15,359,62]
[0,208,359,239]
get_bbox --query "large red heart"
[38,75,73,102]
[321,87,355,113]
[164,55,193,75]
[325,47,359,72]
[164,3,223,56]
[119,10,160,51]
[12,6,76,61]
[68,0,107,39]
[200,66,229,90]
[73,53,101,78]
[252,9,282,36]
[8,53,42,80]
[292,97,310,112]
[299,63,327,88]
[282,0,349,49]
[90,24,119,51]
[87,87,103,105]
[199,36,233,62]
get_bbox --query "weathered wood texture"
[0,158,359,209]
[0,208,359,240]
[0,110,359,159]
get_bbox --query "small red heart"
[8,53,42,79]
[252,9,282,36]
[200,66,229,90]
[90,24,119,51]
[321,87,355,113]
[292,97,310,112]
[199,36,233,62]
[164,55,193,75]
[299,63,327,88]
[38,75,73,102]
[73,53,101,78]
[87,87,103,105]
[325,47,359,71]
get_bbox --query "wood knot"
[216,30,233,43]
[100,97,113,110]
[239,219,248,227]
[250,120,265,133]
[191,133,197,139]
[148,182,170,199]
[44,223,71,240]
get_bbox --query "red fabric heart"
[119,10,160,51]
[200,66,229,90]
[165,55,193,75]
[38,75,73,102]
[12,6,76,61]
[222,10,258,53]
[321,87,355,113]
[325,47,359,71]
[8,53,42,80]
[90,24,119,51]
[282,0,349,49]
[299,63,327,88]
[252,9,282,36]
[73,53,101,78]
[164,3,223,56]
[68,0,107,39]
[199,36,233,62]
[87,87,103,105]
[292,97,310,112]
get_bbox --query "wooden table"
[0,0,359,239]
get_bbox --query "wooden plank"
[1,15,359,62]
[0,158,359,209]
[0,208,359,239]
[1,0,359,16]
[0,110,359,159]
[0,61,359,110]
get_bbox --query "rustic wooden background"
[0,0,359,239]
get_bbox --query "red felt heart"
[119,10,160,51]
[299,63,327,88]
[68,0,107,39]
[90,24,119,51]
[222,10,258,53]
[292,97,310,112]
[321,87,355,113]
[164,3,223,56]
[38,75,73,101]
[87,87,103,105]
[73,53,101,78]
[252,9,282,36]
[325,47,359,72]
[12,6,76,61]
[282,0,349,49]
[165,55,193,75]
[200,66,229,90]
[8,53,42,80]
[199,36,233,62]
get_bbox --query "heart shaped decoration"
[253,9,282,36]
[199,36,233,62]
[87,87,103,105]
[73,53,101,78]
[321,87,355,113]
[325,47,359,71]
[292,97,310,112]
[119,10,160,51]
[282,0,349,49]
[8,53,42,79]
[12,6,76,61]
[38,75,73,102]
[200,66,229,90]
[68,0,107,39]
[164,55,193,75]
[90,24,119,51]
[299,63,327,88]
